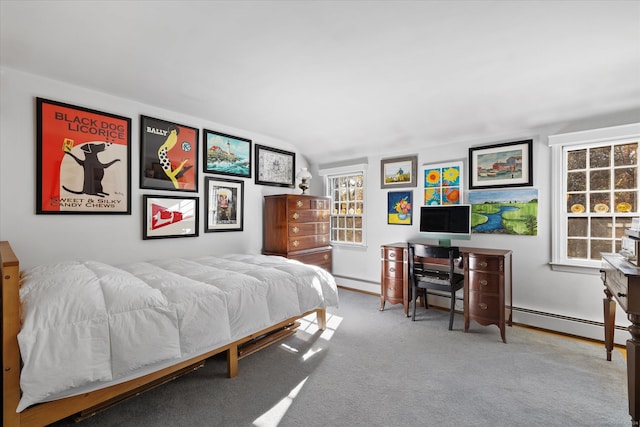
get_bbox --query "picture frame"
[36,97,132,214]
[140,115,199,192]
[423,160,464,205]
[468,139,533,189]
[381,155,418,188]
[204,177,244,232]
[142,195,199,239]
[387,190,413,225]
[203,129,252,178]
[255,144,295,187]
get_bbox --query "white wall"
[0,67,306,268]
[2,66,639,344]
[314,112,640,345]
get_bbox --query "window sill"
[548,262,601,275]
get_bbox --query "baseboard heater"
[512,306,627,332]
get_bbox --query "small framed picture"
[381,155,418,188]
[387,191,413,225]
[36,97,132,214]
[143,195,199,239]
[203,129,252,178]
[140,115,199,192]
[205,177,244,232]
[469,139,533,189]
[255,144,295,187]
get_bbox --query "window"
[326,172,366,245]
[549,124,640,271]
[319,160,368,246]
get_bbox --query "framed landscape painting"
[203,129,251,178]
[381,155,417,188]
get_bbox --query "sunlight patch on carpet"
[252,377,308,427]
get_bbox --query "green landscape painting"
[468,188,538,235]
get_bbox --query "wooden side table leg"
[603,288,616,362]
[627,313,640,425]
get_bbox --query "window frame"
[319,162,368,248]
[549,123,640,273]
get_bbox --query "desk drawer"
[382,260,404,279]
[467,255,502,272]
[467,271,500,294]
[383,247,404,262]
[467,291,501,321]
[602,267,629,312]
[384,278,404,299]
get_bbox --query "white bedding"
[17,254,338,412]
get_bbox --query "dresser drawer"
[382,260,404,279]
[287,197,330,211]
[289,249,332,271]
[467,271,500,294]
[288,234,329,251]
[467,291,501,321]
[384,278,404,299]
[289,222,329,237]
[288,209,330,223]
[383,247,404,262]
[467,255,502,272]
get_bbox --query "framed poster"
[205,177,244,232]
[469,139,533,189]
[381,155,418,188]
[142,195,199,239]
[255,144,295,187]
[423,160,463,205]
[36,97,131,214]
[203,129,251,178]
[140,115,198,192]
[387,191,413,225]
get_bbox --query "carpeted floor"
[52,288,629,427]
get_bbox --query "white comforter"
[17,254,338,412]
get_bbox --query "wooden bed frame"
[1,241,327,427]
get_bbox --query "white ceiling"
[2,1,639,164]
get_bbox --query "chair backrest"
[409,244,460,280]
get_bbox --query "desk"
[600,253,640,424]
[380,243,512,341]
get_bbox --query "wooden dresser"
[463,249,512,344]
[380,244,409,315]
[263,194,332,272]
[380,243,512,341]
[600,253,640,424]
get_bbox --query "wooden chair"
[408,243,465,330]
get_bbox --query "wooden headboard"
[1,241,21,427]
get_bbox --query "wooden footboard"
[1,241,327,427]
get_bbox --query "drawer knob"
[389,267,396,273]
[297,200,303,207]
[389,287,395,291]
[324,254,329,260]
[480,279,488,286]
[292,240,299,247]
[479,303,488,310]
[322,236,327,242]
[389,252,396,259]
[292,226,299,234]
[618,292,627,298]
[292,212,299,220]
[479,262,488,268]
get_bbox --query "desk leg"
[628,313,640,425]
[603,288,616,362]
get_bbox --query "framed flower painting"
[423,160,463,205]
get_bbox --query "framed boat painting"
[469,139,533,189]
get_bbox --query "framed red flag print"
[143,195,199,239]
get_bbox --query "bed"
[1,241,339,426]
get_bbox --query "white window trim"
[319,161,368,247]
[548,123,640,273]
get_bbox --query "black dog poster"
[36,98,131,214]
